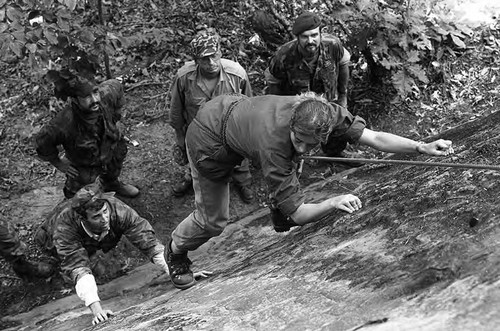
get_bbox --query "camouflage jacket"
[267,35,350,102]
[168,58,253,133]
[40,196,164,283]
[35,79,126,167]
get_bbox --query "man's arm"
[358,128,454,155]
[168,75,187,147]
[336,48,350,108]
[290,194,362,225]
[75,273,114,325]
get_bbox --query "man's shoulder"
[275,39,298,55]
[321,34,343,48]
[221,58,248,78]
[175,61,197,78]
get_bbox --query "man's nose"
[91,93,99,103]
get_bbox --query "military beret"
[190,31,221,58]
[292,12,322,36]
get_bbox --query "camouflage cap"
[190,32,221,58]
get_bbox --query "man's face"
[84,202,110,241]
[290,130,319,155]
[76,87,101,113]
[297,27,321,56]
[196,51,222,77]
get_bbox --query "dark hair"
[74,198,106,218]
[290,92,335,143]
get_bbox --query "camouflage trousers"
[0,219,26,261]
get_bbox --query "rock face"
[4,111,500,331]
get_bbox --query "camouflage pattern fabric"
[267,35,346,102]
[190,31,221,58]
[0,218,26,261]
[35,195,164,283]
[35,79,128,197]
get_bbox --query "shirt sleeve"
[53,214,93,283]
[34,114,66,162]
[240,73,254,97]
[329,105,367,143]
[113,199,165,260]
[168,74,187,132]
[259,150,305,216]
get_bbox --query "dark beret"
[292,12,321,36]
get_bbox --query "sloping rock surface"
[4,111,500,331]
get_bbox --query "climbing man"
[164,92,454,290]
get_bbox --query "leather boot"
[165,240,195,290]
[172,177,193,197]
[12,257,55,280]
[236,185,255,203]
[102,180,140,198]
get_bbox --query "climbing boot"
[165,240,195,290]
[172,178,193,197]
[12,257,55,281]
[236,185,254,204]
[102,180,139,198]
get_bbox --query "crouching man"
[35,184,210,325]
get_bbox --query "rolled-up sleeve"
[260,150,305,216]
[115,200,165,260]
[329,106,367,144]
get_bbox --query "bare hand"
[89,302,114,325]
[331,194,362,214]
[194,270,213,280]
[421,139,454,156]
[53,158,80,179]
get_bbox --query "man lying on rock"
[35,184,211,325]
[165,92,454,290]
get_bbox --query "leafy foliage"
[0,0,128,78]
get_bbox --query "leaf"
[57,16,70,32]
[0,0,6,7]
[450,34,465,49]
[0,23,8,34]
[9,40,23,57]
[43,28,58,45]
[407,50,420,63]
[392,69,413,96]
[12,31,26,42]
[26,43,37,53]
[6,6,23,22]
[79,29,95,43]
[64,0,77,11]
[408,64,429,84]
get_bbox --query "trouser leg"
[0,219,26,261]
[171,146,230,252]
[231,158,252,187]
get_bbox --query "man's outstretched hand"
[89,301,114,325]
[194,270,213,281]
[420,139,454,156]
[330,194,362,214]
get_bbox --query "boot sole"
[171,278,196,290]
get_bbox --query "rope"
[302,156,500,171]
